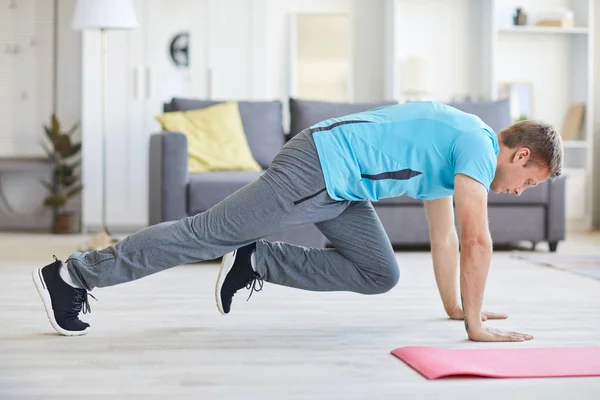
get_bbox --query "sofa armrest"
[547,175,566,241]
[149,131,189,225]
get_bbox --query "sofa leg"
[548,241,559,252]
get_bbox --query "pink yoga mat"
[391,346,600,379]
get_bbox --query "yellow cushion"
[156,102,262,173]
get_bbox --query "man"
[32,100,562,341]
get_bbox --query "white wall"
[0,0,81,230]
[0,0,54,156]
[56,0,81,130]
[352,0,386,102]
[391,0,475,101]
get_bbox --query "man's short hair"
[499,120,563,178]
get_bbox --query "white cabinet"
[81,0,209,230]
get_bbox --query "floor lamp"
[72,0,138,250]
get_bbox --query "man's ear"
[512,147,531,163]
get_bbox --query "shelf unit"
[491,0,595,230]
[385,0,596,231]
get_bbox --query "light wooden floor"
[1,232,600,399]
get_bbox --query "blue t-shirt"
[311,101,499,202]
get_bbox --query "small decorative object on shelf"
[535,8,574,28]
[40,114,83,234]
[513,8,528,26]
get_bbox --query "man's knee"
[381,259,401,292]
[366,258,400,294]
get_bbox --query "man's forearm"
[431,232,460,315]
[459,237,492,334]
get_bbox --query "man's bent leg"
[255,200,399,294]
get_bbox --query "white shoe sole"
[215,250,236,315]
[31,268,89,336]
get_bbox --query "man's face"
[490,148,550,196]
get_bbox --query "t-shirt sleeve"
[452,130,497,191]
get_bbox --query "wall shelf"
[498,26,589,35]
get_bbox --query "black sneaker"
[31,256,95,336]
[215,243,264,315]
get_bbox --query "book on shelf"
[561,104,585,141]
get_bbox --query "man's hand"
[447,306,508,321]
[467,326,533,342]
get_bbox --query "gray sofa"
[149,97,566,252]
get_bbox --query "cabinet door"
[129,0,209,227]
[144,0,209,133]
[80,1,145,230]
[105,0,146,229]
[205,0,256,99]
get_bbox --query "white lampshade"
[72,0,138,30]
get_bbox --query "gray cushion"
[169,98,285,169]
[376,196,422,205]
[163,100,176,112]
[446,98,512,132]
[187,171,264,213]
[289,97,398,137]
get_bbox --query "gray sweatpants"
[66,129,400,294]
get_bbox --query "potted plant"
[40,114,83,234]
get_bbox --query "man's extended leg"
[255,199,400,294]
[32,129,350,335]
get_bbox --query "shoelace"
[245,272,264,301]
[54,255,98,315]
[72,289,98,315]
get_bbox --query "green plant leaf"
[68,158,82,169]
[44,126,56,143]
[56,164,74,176]
[66,184,83,198]
[56,169,75,188]
[63,176,78,188]
[51,114,60,134]
[44,195,66,208]
[61,143,82,159]
[54,134,72,155]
